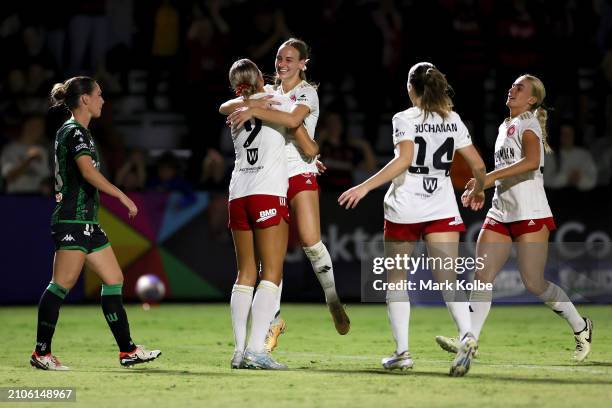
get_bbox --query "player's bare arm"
[75,155,137,218]
[338,140,413,209]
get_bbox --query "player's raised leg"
[293,190,350,334]
[516,227,592,362]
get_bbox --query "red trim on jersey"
[287,172,319,202]
[482,217,556,238]
[228,195,289,230]
[384,217,465,241]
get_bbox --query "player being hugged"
[30,77,161,371]
[222,38,350,353]
[225,59,318,370]
[436,74,593,362]
[339,62,486,376]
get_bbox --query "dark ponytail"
[50,76,97,110]
[408,62,453,121]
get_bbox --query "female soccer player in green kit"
[30,77,161,370]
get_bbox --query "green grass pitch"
[1,304,611,407]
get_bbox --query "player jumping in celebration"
[30,77,161,370]
[225,59,318,370]
[223,38,350,352]
[339,62,486,376]
[436,74,593,362]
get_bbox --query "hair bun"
[50,82,66,106]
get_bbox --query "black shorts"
[51,223,110,254]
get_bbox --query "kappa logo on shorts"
[528,220,536,226]
[246,148,259,165]
[61,234,75,242]
[256,208,277,223]
[422,177,438,194]
[486,218,497,225]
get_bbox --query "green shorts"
[51,223,110,254]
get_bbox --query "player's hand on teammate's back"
[227,107,253,130]
[120,194,138,218]
[338,185,369,209]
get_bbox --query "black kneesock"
[101,284,135,353]
[35,282,68,355]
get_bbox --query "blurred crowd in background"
[1,0,611,197]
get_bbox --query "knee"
[522,277,547,295]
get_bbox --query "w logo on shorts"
[423,177,438,194]
[246,148,258,165]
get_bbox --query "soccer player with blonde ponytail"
[436,74,593,363]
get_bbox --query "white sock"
[386,289,410,354]
[303,241,338,303]
[387,301,410,354]
[273,280,283,320]
[230,284,254,352]
[445,302,471,339]
[538,282,586,332]
[246,280,279,353]
[469,289,492,340]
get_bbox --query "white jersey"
[487,111,552,222]
[384,108,472,224]
[228,92,294,201]
[265,81,319,177]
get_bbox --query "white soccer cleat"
[30,352,69,371]
[449,333,478,377]
[381,351,414,370]
[436,335,479,358]
[264,316,286,353]
[231,350,244,369]
[119,345,161,367]
[435,335,460,354]
[573,317,593,362]
[242,350,288,370]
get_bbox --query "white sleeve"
[519,117,542,143]
[392,114,414,146]
[294,86,318,113]
[455,119,472,149]
[270,95,294,113]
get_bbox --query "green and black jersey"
[51,118,101,225]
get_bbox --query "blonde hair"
[408,62,453,121]
[522,74,552,153]
[228,59,260,99]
